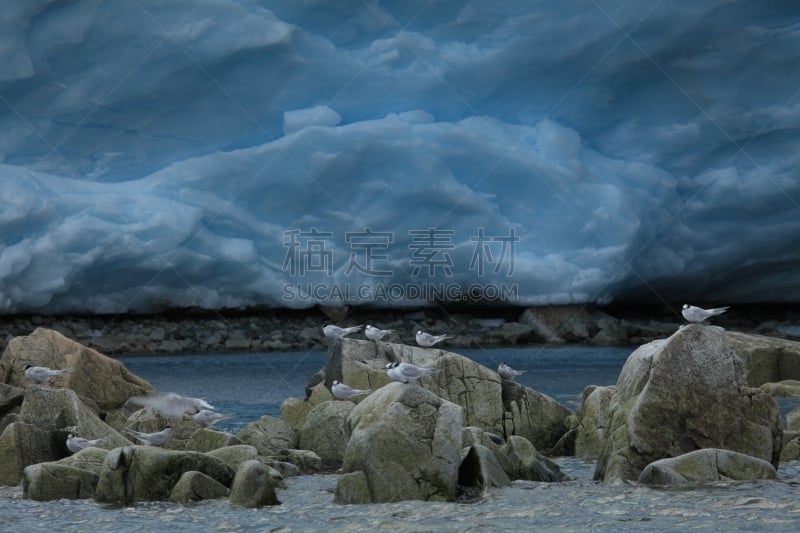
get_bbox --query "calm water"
[3,346,800,532]
[114,345,633,433]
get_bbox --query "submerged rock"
[594,325,782,482]
[23,463,98,501]
[638,448,777,485]
[169,471,230,503]
[228,460,280,507]
[95,446,234,504]
[458,444,511,492]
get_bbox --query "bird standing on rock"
[125,426,174,446]
[24,365,74,384]
[681,304,729,323]
[322,324,363,338]
[365,325,394,341]
[385,362,441,384]
[415,330,451,347]
[497,361,525,381]
[66,434,110,453]
[331,380,373,400]
[193,409,235,428]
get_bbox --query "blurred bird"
[66,433,110,453]
[331,380,373,400]
[415,330,450,347]
[322,324,363,338]
[497,361,525,381]
[125,426,174,446]
[129,393,214,417]
[681,304,729,323]
[193,409,234,428]
[385,362,440,384]
[24,365,74,384]
[365,325,394,341]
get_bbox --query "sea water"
[2,346,799,532]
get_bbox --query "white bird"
[681,304,730,323]
[498,361,525,381]
[385,362,441,384]
[322,324,363,338]
[193,409,235,428]
[129,393,214,417]
[331,380,373,400]
[66,434,111,453]
[125,426,174,446]
[415,330,451,347]
[24,365,74,384]
[365,325,394,341]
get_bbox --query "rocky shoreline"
[1,303,798,356]
[1,324,799,506]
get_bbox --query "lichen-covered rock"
[0,327,153,411]
[55,446,110,475]
[501,380,572,454]
[279,397,314,430]
[23,463,98,501]
[638,448,777,485]
[122,408,194,450]
[236,415,297,455]
[788,407,800,431]
[501,435,566,482]
[458,444,511,492]
[298,401,354,470]
[184,429,242,453]
[19,386,130,449]
[0,383,24,418]
[206,445,259,470]
[780,432,800,462]
[275,449,321,474]
[228,460,280,507]
[327,338,504,431]
[95,446,234,503]
[335,382,464,504]
[573,385,616,458]
[594,325,783,482]
[759,380,800,397]
[169,470,230,503]
[0,422,58,485]
[728,332,800,386]
[460,426,564,482]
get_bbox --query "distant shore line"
[1,303,798,357]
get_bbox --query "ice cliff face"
[0,0,798,314]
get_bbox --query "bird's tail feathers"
[710,307,729,315]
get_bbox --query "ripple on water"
[2,459,800,532]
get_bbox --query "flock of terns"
[23,365,234,451]
[322,323,525,399]
[21,304,729,452]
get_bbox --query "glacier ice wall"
[0,0,799,314]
